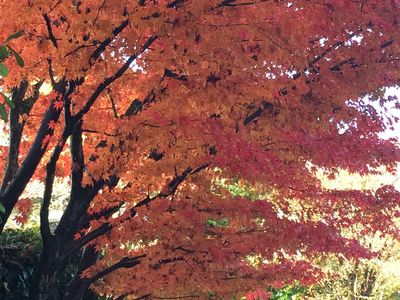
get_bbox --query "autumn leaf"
[47,120,57,130]
[53,100,63,111]
[41,134,51,149]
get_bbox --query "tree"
[1,0,400,299]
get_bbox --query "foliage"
[308,234,400,300]
[0,31,24,122]
[0,1,399,299]
[0,228,41,300]
[0,227,42,249]
[269,285,308,300]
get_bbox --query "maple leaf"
[14,198,32,225]
[53,100,63,111]
[41,134,51,149]
[74,232,82,240]
[47,120,57,130]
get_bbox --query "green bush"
[0,227,41,300]
[0,227,104,300]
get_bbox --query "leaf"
[4,31,23,43]
[0,203,5,214]
[0,45,9,60]
[41,134,51,149]
[1,92,15,109]
[7,46,24,67]
[207,219,217,227]
[0,62,9,77]
[47,120,57,130]
[217,218,229,227]
[0,103,8,122]
[53,100,63,111]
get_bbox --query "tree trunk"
[63,245,99,300]
[29,206,100,300]
[29,243,64,300]
[29,242,96,300]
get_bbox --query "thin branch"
[89,19,130,66]
[47,58,57,87]
[40,134,68,243]
[219,0,268,7]
[166,0,186,9]
[64,44,96,58]
[69,163,209,253]
[48,0,62,13]
[40,84,77,243]
[82,128,117,137]
[76,34,158,119]
[88,255,146,284]
[43,13,59,48]
[107,88,119,118]
[124,84,166,118]
[93,0,107,26]
[152,295,199,299]
[22,80,44,115]
[116,293,151,300]
[0,81,28,193]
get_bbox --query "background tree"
[0,1,400,299]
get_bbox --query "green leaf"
[0,62,9,77]
[1,92,15,109]
[207,219,217,228]
[5,31,24,43]
[8,46,24,67]
[0,203,5,214]
[0,45,9,60]
[217,218,229,227]
[0,103,8,122]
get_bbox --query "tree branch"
[0,81,28,193]
[88,255,146,284]
[76,34,158,119]
[0,81,70,232]
[40,83,77,242]
[64,245,99,300]
[89,19,129,66]
[70,163,209,252]
[219,0,268,7]
[43,13,59,49]
[40,133,70,243]
[107,88,119,118]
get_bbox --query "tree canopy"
[1,1,400,299]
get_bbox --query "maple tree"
[1,0,400,299]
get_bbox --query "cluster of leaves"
[0,31,24,121]
[269,285,308,300]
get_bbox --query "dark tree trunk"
[29,242,64,300]
[29,240,97,300]
[64,245,99,300]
